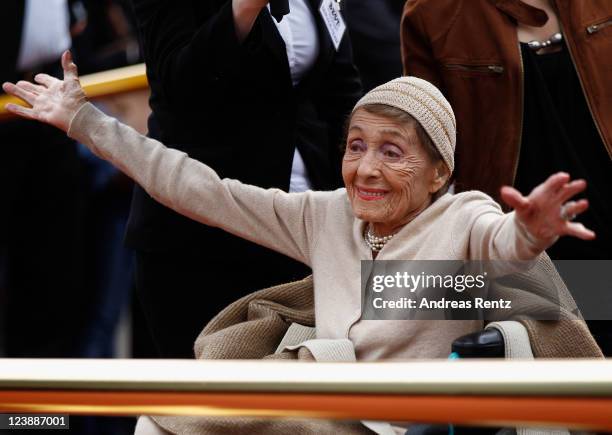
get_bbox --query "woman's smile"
[356,186,389,201]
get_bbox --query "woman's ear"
[429,161,449,193]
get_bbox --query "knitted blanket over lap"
[152,276,373,434]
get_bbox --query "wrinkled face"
[342,108,442,235]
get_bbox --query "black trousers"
[133,244,310,358]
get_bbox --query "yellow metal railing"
[1,359,611,430]
[0,63,148,121]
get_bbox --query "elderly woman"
[2,52,596,363]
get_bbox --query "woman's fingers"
[61,50,79,80]
[2,82,37,106]
[16,80,44,95]
[1,82,14,94]
[34,73,59,88]
[561,198,589,219]
[4,59,85,132]
[503,172,594,244]
[557,179,587,203]
[541,172,570,195]
[564,222,596,240]
[5,103,38,121]
[500,185,530,210]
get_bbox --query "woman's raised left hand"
[501,172,595,247]
[2,50,87,132]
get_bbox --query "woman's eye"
[348,140,365,152]
[380,144,403,159]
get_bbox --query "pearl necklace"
[364,225,394,252]
[527,32,563,51]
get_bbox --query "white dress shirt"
[269,0,320,193]
[17,0,71,72]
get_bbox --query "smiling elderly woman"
[2,53,597,364]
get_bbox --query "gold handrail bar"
[0,63,148,121]
[1,359,611,430]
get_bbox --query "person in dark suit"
[127,0,362,358]
[0,0,86,357]
[344,0,404,92]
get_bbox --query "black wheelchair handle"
[451,328,505,358]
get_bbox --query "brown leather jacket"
[401,0,612,205]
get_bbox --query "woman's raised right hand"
[2,50,87,133]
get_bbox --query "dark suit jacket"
[344,0,404,92]
[126,0,362,251]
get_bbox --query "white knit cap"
[352,76,456,173]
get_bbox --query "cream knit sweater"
[69,103,547,361]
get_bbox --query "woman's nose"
[356,150,382,178]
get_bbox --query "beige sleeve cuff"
[67,102,106,149]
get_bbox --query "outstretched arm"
[2,52,321,266]
[467,172,594,261]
